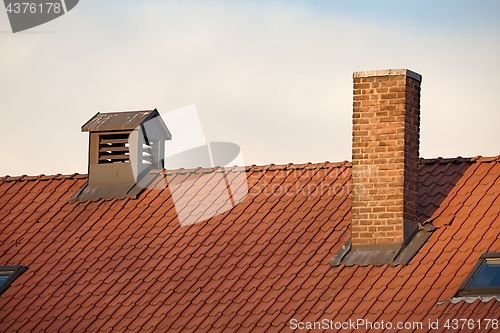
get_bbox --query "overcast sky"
[1,0,499,176]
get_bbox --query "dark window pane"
[0,275,10,284]
[468,259,500,288]
[0,267,26,296]
[0,271,15,285]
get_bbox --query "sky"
[1,0,499,176]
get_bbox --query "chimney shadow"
[418,158,473,223]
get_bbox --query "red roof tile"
[1,158,500,331]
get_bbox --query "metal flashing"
[393,229,433,265]
[329,240,351,266]
[339,247,399,266]
[331,226,435,266]
[439,296,500,305]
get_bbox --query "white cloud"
[0,1,499,175]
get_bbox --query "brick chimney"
[351,69,421,250]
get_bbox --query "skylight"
[0,266,27,296]
[458,253,500,296]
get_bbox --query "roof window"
[458,253,500,296]
[0,266,27,296]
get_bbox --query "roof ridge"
[0,173,88,182]
[471,155,500,163]
[3,155,499,181]
[159,161,352,176]
[419,155,500,164]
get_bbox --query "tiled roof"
[1,156,500,332]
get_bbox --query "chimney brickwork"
[351,69,421,249]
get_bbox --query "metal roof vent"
[97,133,131,164]
[70,109,172,202]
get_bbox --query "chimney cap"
[82,109,171,139]
[353,69,421,82]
